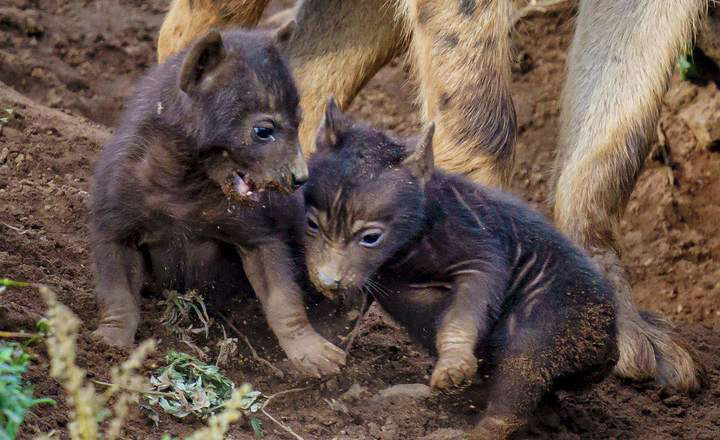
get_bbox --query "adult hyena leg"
[92,241,145,346]
[158,0,270,61]
[287,0,407,154]
[400,0,517,187]
[551,0,707,392]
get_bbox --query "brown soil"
[1,1,718,439]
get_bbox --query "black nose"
[291,172,308,189]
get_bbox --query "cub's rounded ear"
[274,19,296,47]
[315,97,349,152]
[179,30,226,94]
[402,122,435,184]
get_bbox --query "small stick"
[91,379,176,398]
[343,294,370,356]
[261,386,311,440]
[0,331,43,339]
[1,222,27,234]
[218,313,285,379]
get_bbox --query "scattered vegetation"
[0,108,13,126]
[2,279,253,440]
[0,342,54,440]
[679,53,700,80]
[2,278,309,439]
[160,290,210,339]
[147,351,252,418]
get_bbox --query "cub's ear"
[274,19,296,47]
[179,30,226,94]
[402,122,435,183]
[315,97,349,152]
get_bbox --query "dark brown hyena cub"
[301,101,618,438]
[89,26,346,377]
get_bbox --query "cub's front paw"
[430,351,478,389]
[284,334,346,378]
[92,324,135,347]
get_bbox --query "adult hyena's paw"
[284,333,346,378]
[593,247,705,392]
[430,351,478,389]
[92,324,135,347]
[615,311,706,393]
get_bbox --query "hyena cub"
[302,101,618,438]
[89,26,346,377]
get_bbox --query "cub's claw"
[283,334,346,378]
[430,351,478,389]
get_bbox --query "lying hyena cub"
[89,26,346,377]
[302,101,618,438]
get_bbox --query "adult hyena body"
[156,0,707,391]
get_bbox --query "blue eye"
[359,230,384,248]
[306,215,319,234]
[253,125,275,141]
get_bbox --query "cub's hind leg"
[469,300,616,440]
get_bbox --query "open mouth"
[222,170,265,203]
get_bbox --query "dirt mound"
[0,1,718,439]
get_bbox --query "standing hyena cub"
[89,26,346,377]
[302,101,618,439]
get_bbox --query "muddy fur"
[89,27,347,378]
[301,104,618,439]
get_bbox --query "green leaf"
[35,318,50,335]
[0,342,54,438]
[147,351,239,419]
[678,53,699,81]
[250,416,264,438]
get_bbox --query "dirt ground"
[1,1,719,439]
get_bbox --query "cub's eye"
[253,125,275,142]
[306,214,319,234]
[359,230,384,248]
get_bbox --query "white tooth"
[233,174,250,194]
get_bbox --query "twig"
[1,222,28,234]
[512,0,569,25]
[342,294,370,356]
[0,331,43,339]
[261,386,311,440]
[0,278,33,287]
[91,379,176,398]
[218,313,285,379]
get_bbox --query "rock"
[340,383,369,402]
[0,147,9,163]
[677,85,720,150]
[374,383,432,401]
